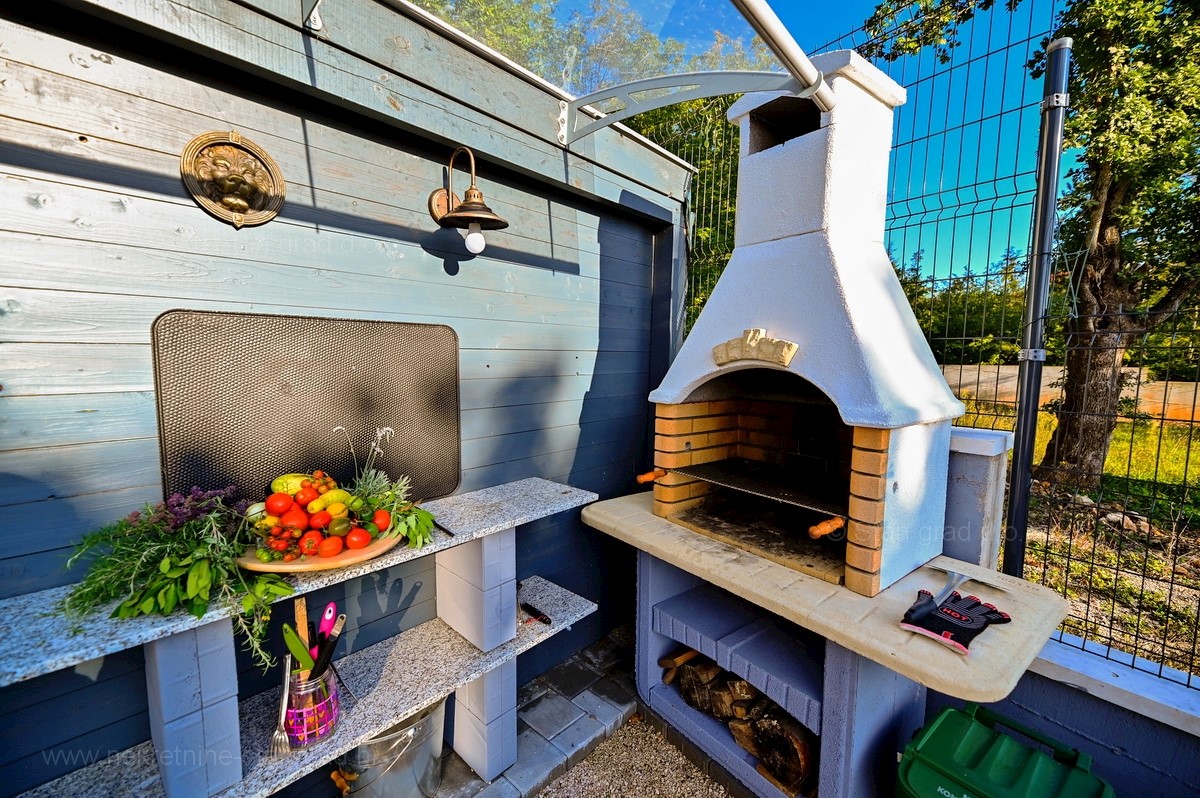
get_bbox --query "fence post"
[1003,38,1072,578]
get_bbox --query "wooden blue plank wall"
[0,1,688,792]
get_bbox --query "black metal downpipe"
[1003,37,1073,577]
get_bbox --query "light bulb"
[464,222,486,254]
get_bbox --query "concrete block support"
[818,642,926,798]
[437,529,520,779]
[143,618,242,797]
[436,529,517,652]
[944,428,1013,570]
[454,662,518,781]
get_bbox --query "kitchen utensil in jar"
[269,653,293,757]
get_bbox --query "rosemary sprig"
[60,487,293,670]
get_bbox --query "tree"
[862,0,1200,488]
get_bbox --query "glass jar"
[284,669,339,747]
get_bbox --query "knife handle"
[282,623,316,673]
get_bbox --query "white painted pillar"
[436,527,518,778]
[143,618,242,796]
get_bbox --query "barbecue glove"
[900,590,1010,655]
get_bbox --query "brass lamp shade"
[429,147,508,231]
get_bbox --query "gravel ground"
[539,715,731,798]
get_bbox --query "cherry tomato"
[294,487,320,507]
[265,492,294,516]
[317,536,344,558]
[298,530,324,556]
[372,510,392,532]
[280,506,309,530]
[283,553,298,562]
[345,528,372,550]
[309,510,333,529]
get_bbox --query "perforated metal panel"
[152,310,460,502]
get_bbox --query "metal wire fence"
[627,2,1200,686]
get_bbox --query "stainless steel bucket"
[340,698,446,797]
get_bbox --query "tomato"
[372,510,392,532]
[345,528,372,550]
[298,530,324,556]
[294,487,319,507]
[317,536,344,558]
[280,506,309,530]
[309,510,333,529]
[265,492,294,516]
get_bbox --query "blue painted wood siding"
[0,1,686,792]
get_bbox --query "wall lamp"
[428,146,508,254]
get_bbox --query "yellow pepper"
[326,502,349,519]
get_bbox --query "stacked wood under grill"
[661,648,817,797]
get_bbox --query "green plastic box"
[897,703,1116,798]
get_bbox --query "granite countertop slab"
[584,491,1070,704]
[19,576,597,798]
[0,478,596,687]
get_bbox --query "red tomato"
[280,506,309,530]
[265,492,294,516]
[298,530,324,555]
[371,509,392,532]
[293,487,319,507]
[345,528,372,550]
[317,536,344,558]
[308,510,333,529]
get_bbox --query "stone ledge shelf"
[20,576,595,798]
[0,478,597,688]
[584,491,1069,704]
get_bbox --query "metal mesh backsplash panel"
[152,310,460,502]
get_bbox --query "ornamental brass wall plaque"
[180,130,285,228]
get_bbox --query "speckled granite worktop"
[18,576,596,798]
[0,478,596,687]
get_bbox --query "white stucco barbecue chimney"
[646,50,966,597]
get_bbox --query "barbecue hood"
[650,50,964,430]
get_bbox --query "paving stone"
[518,692,585,739]
[548,714,606,768]
[540,659,603,699]
[570,689,624,736]
[577,637,626,673]
[473,777,520,798]
[437,751,487,798]
[502,727,566,796]
[516,677,549,709]
[588,676,636,718]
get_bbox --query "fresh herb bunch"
[60,486,293,669]
[344,427,436,548]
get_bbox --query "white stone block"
[145,629,202,723]
[436,564,516,651]
[453,705,517,782]
[153,710,208,798]
[195,619,238,706]
[435,528,516,590]
[456,660,516,722]
[201,696,242,793]
[879,421,952,590]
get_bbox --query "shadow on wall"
[0,473,90,599]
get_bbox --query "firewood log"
[732,698,767,720]
[658,648,700,668]
[750,707,817,794]
[662,666,678,685]
[677,658,722,712]
[728,718,759,757]
[709,682,736,719]
[727,677,760,702]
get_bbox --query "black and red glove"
[900,590,1010,655]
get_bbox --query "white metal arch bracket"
[558,70,823,146]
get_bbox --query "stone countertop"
[0,478,597,688]
[19,576,597,798]
[583,491,1069,704]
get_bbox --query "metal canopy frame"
[559,70,819,145]
[558,0,834,145]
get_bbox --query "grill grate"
[152,310,461,502]
[668,458,848,518]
